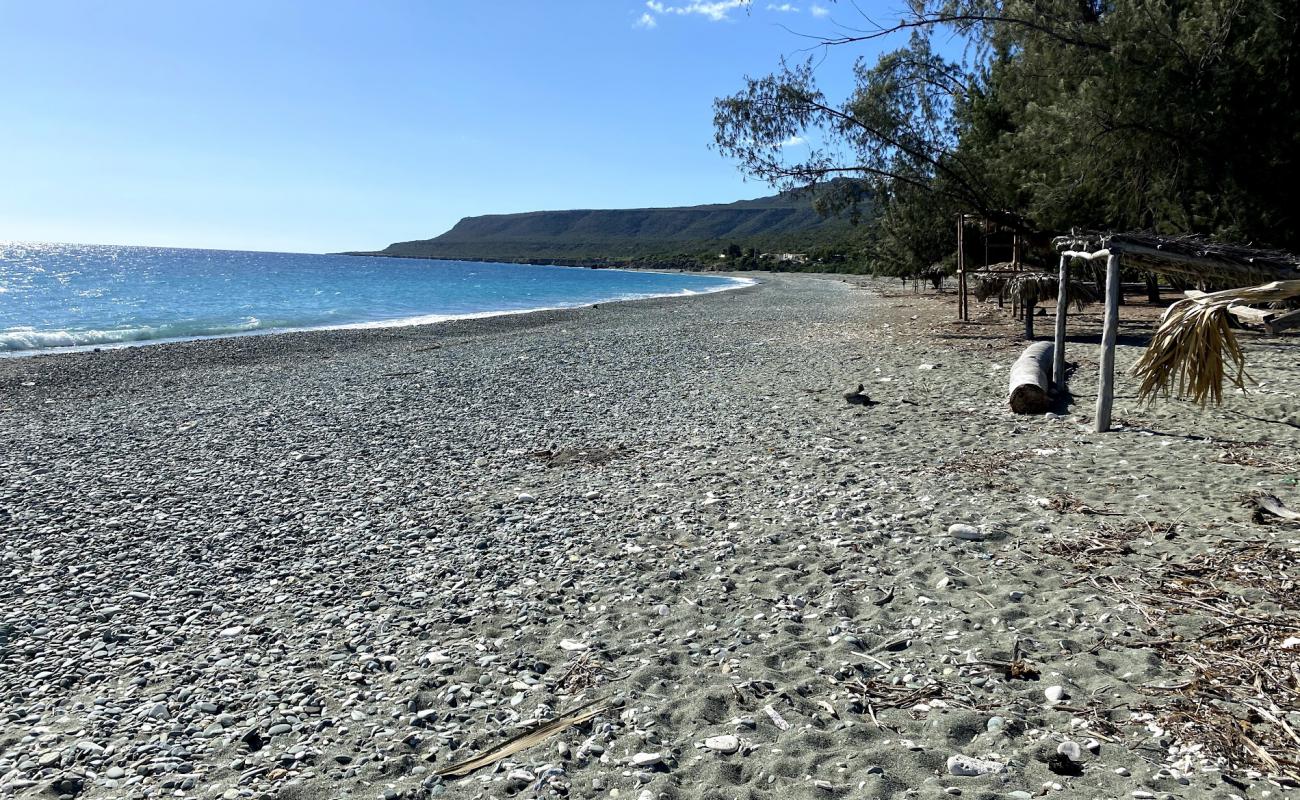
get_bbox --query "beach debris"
[843,384,876,406]
[1047,742,1085,776]
[948,523,986,541]
[946,754,1006,777]
[531,444,627,467]
[1243,492,1300,525]
[763,704,791,731]
[435,699,606,778]
[1041,492,1121,515]
[1008,341,1053,414]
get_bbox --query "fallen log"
[1009,341,1054,414]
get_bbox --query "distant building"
[760,252,809,264]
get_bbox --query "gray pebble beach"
[2,275,1297,800]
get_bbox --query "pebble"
[946,754,1006,776]
[702,735,740,754]
[631,752,662,767]
[1044,685,1067,703]
[0,276,1241,800]
[947,524,986,541]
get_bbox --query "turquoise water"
[0,242,747,354]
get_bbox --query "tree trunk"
[1009,341,1054,414]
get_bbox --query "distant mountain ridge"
[361,187,864,266]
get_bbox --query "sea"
[0,242,748,355]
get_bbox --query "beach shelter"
[1050,232,1300,432]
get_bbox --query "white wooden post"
[1053,254,1069,389]
[1095,252,1121,432]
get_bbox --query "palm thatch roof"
[972,265,1099,309]
[1054,232,1300,285]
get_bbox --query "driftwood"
[1008,342,1054,414]
[1244,493,1300,525]
[1186,290,1300,336]
[435,699,606,778]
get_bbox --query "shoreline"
[2,274,1296,800]
[0,273,757,361]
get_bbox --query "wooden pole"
[1053,254,1069,390]
[1095,252,1122,432]
[956,214,965,320]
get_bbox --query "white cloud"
[635,11,658,27]
[779,135,806,147]
[643,0,751,23]
[810,3,830,17]
[766,3,799,11]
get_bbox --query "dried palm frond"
[972,269,1099,310]
[1006,272,1100,310]
[1133,280,1300,406]
[973,274,1007,303]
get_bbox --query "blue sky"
[0,1,897,253]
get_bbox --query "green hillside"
[359,188,867,268]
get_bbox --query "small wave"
[0,317,269,353]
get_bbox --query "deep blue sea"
[0,242,748,354]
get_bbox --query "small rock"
[947,524,986,541]
[1056,741,1083,762]
[517,492,536,503]
[946,754,1006,776]
[630,752,661,767]
[1044,685,1067,703]
[558,639,588,652]
[702,735,739,754]
[506,768,534,787]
